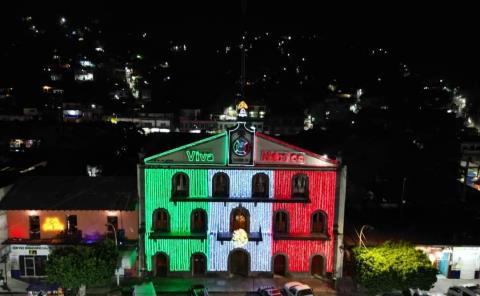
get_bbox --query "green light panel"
[145,239,208,271]
[144,132,228,165]
[145,168,209,271]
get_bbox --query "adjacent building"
[0,176,138,278]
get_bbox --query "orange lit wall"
[7,210,138,240]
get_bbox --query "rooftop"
[0,176,137,210]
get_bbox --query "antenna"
[240,0,247,104]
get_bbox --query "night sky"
[1,2,479,85]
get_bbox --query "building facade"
[0,176,138,278]
[140,122,346,278]
[417,246,480,279]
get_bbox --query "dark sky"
[1,2,479,86]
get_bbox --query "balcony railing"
[170,196,310,204]
[148,231,207,240]
[273,232,330,241]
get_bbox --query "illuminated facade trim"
[143,123,340,276]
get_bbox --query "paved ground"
[1,274,478,295]
[151,276,336,294]
[0,275,30,294]
[430,276,480,295]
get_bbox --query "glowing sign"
[237,101,248,110]
[42,217,64,232]
[260,151,305,164]
[237,101,248,118]
[228,123,255,166]
[185,150,214,162]
[232,138,251,156]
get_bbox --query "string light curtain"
[144,168,209,271]
[272,170,336,272]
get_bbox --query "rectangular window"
[66,215,77,233]
[19,255,47,276]
[29,216,40,239]
[107,216,118,240]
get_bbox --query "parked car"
[257,286,283,296]
[283,282,314,296]
[188,284,209,296]
[462,284,480,295]
[447,285,480,296]
[405,288,438,296]
[377,291,405,296]
[26,283,63,296]
[379,289,442,296]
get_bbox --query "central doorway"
[228,249,249,276]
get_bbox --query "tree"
[46,240,118,296]
[353,241,437,295]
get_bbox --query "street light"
[357,225,374,248]
[106,223,120,286]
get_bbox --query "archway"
[154,253,168,277]
[191,253,207,276]
[310,254,325,276]
[273,254,287,276]
[228,249,249,277]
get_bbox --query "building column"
[333,165,347,284]
[137,164,146,277]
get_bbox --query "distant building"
[0,114,35,122]
[0,88,14,99]
[263,116,304,136]
[74,69,94,81]
[115,113,173,134]
[0,176,138,278]
[178,119,217,133]
[62,103,83,122]
[74,59,95,82]
[416,245,480,280]
[459,136,480,191]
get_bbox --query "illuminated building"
[0,176,138,278]
[139,121,346,278]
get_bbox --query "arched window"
[213,172,229,197]
[230,207,250,233]
[311,211,327,234]
[252,173,269,198]
[191,209,207,233]
[172,173,189,197]
[273,211,289,234]
[153,209,170,232]
[292,174,309,198]
[191,253,207,275]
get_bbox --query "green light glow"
[146,239,208,271]
[186,150,214,162]
[144,132,227,165]
[145,168,209,271]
